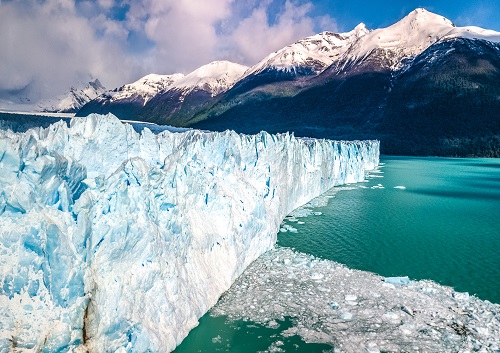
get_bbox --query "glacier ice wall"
[0,114,379,352]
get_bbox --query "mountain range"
[0,79,106,114]
[75,8,500,156]
[40,79,106,113]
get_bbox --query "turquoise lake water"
[278,156,500,304]
[175,156,500,352]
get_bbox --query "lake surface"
[175,156,500,352]
[279,156,500,303]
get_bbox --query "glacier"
[0,113,379,352]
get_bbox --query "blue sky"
[0,0,498,99]
[307,0,500,32]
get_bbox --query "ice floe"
[211,247,500,353]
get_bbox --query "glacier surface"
[0,114,379,352]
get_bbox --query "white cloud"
[138,0,234,73]
[132,0,337,70]
[226,1,326,64]
[0,0,337,102]
[0,0,139,100]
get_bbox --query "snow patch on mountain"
[244,25,369,77]
[171,60,248,96]
[82,61,247,111]
[338,8,500,70]
[106,73,185,106]
[444,26,500,43]
[39,79,106,113]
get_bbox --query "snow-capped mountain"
[332,8,500,72]
[76,73,183,119]
[171,60,248,96]
[190,9,500,157]
[77,61,247,122]
[199,8,500,122]
[0,79,105,114]
[38,79,106,113]
[244,24,369,78]
[107,73,185,106]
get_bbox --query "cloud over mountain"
[0,0,334,101]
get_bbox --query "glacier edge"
[0,114,379,352]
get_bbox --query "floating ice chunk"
[345,294,358,301]
[394,185,406,189]
[311,273,324,280]
[473,327,489,336]
[421,286,438,295]
[399,324,415,335]
[268,320,280,329]
[329,302,340,310]
[340,312,353,320]
[401,305,415,316]
[280,224,298,233]
[383,312,400,322]
[211,335,222,344]
[452,292,470,301]
[384,276,411,286]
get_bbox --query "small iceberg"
[384,276,411,286]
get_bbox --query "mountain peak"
[173,61,248,96]
[411,7,432,16]
[37,78,106,113]
[244,26,369,78]
[89,78,104,90]
[187,61,248,79]
[353,23,369,34]
[400,8,455,29]
[339,8,459,69]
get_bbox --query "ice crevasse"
[0,114,379,352]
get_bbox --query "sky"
[0,0,499,100]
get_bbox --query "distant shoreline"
[0,110,75,118]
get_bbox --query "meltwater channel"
[175,156,500,352]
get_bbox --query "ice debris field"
[0,114,379,352]
[212,247,500,353]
